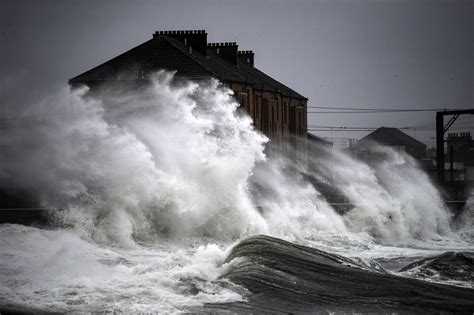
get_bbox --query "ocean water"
[0,72,472,313]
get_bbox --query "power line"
[308,125,474,131]
[308,129,375,132]
[307,107,472,114]
[307,106,466,111]
[309,126,473,130]
[309,116,474,131]
[308,110,460,114]
[307,127,474,132]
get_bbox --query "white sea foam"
[0,224,242,313]
[454,190,474,241]
[0,72,472,311]
[1,71,458,245]
[1,72,271,245]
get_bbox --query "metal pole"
[436,112,444,183]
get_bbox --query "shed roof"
[359,127,426,149]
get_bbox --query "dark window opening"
[277,99,280,122]
[237,92,247,113]
[298,112,302,136]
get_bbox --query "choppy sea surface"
[1,73,473,313]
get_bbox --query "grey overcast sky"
[1,0,473,146]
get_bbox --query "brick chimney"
[154,30,208,55]
[207,42,238,65]
[238,50,254,67]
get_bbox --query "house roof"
[69,37,212,83]
[359,127,426,149]
[69,34,307,100]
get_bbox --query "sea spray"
[304,144,452,244]
[0,71,458,246]
[1,72,472,312]
[250,155,348,240]
[455,190,474,241]
[1,72,270,245]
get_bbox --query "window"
[298,112,302,136]
[247,89,250,112]
[271,106,275,136]
[256,96,260,118]
[254,94,257,119]
[237,92,247,112]
[276,98,279,121]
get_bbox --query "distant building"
[69,30,308,149]
[445,132,474,181]
[446,133,474,162]
[356,127,427,160]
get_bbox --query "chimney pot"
[237,49,254,67]
[157,29,207,54]
[209,42,237,64]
